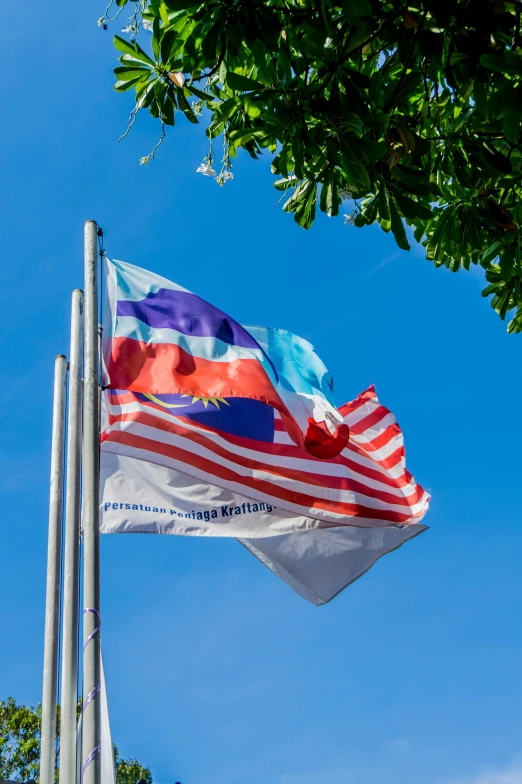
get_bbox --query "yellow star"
[180,395,230,409]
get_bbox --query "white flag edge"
[239,523,428,606]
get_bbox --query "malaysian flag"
[99,385,429,603]
[101,386,429,532]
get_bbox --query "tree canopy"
[105,0,522,332]
[0,697,152,783]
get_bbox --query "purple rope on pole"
[83,607,101,651]
[82,684,101,714]
[82,607,102,778]
[81,743,101,780]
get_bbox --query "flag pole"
[82,220,101,784]
[59,289,84,784]
[40,353,67,784]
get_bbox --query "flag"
[102,257,348,458]
[100,385,429,533]
[100,385,429,603]
[239,523,426,605]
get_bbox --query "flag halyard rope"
[82,607,101,781]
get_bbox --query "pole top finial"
[56,354,67,360]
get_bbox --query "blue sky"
[1,4,522,784]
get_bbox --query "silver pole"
[59,289,84,784]
[40,354,67,784]
[82,220,101,784]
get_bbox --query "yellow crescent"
[143,392,191,408]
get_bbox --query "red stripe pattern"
[101,386,430,529]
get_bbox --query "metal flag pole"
[59,289,84,784]
[82,220,102,784]
[40,353,68,784]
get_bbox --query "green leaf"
[319,172,340,217]
[177,91,199,123]
[507,310,522,333]
[344,68,371,90]
[359,113,390,130]
[377,185,390,228]
[152,18,161,60]
[449,53,471,66]
[480,51,522,75]
[291,181,317,229]
[389,197,410,250]
[244,96,262,118]
[481,146,512,175]
[502,85,522,143]
[499,243,516,279]
[201,20,222,61]
[114,35,155,66]
[160,30,178,64]
[228,127,269,144]
[227,71,264,92]
[215,96,241,120]
[137,79,157,108]
[272,147,289,178]
[114,75,149,92]
[482,240,504,266]
[161,94,175,126]
[274,176,298,191]
[358,195,379,225]
[393,190,433,221]
[114,66,152,81]
[186,84,214,101]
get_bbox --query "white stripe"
[113,316,268,365]
[109,401,414,494]
[273,430,295,445]
[102,440,428,528]
[100,452,321,538]
[347,435,404,464]
[111,401,404,479]
[109,257,189,298]
[273,422,406,479]
[105,418,429,516]
[343,398,381,426]
[107,414,419,504]
[350,412,397,442]
[102,440,343,524]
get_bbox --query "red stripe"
[353,423,404,452]
[108,397,410,486]
[108,398,412,488]
[107,391,138,405]
[343,433,403,467]
[106,410,426,508]
[274,396,400,458]
[339,386,377,416]
[349,405,393,435]
[106,336,285,409]
[103,429,417,524]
